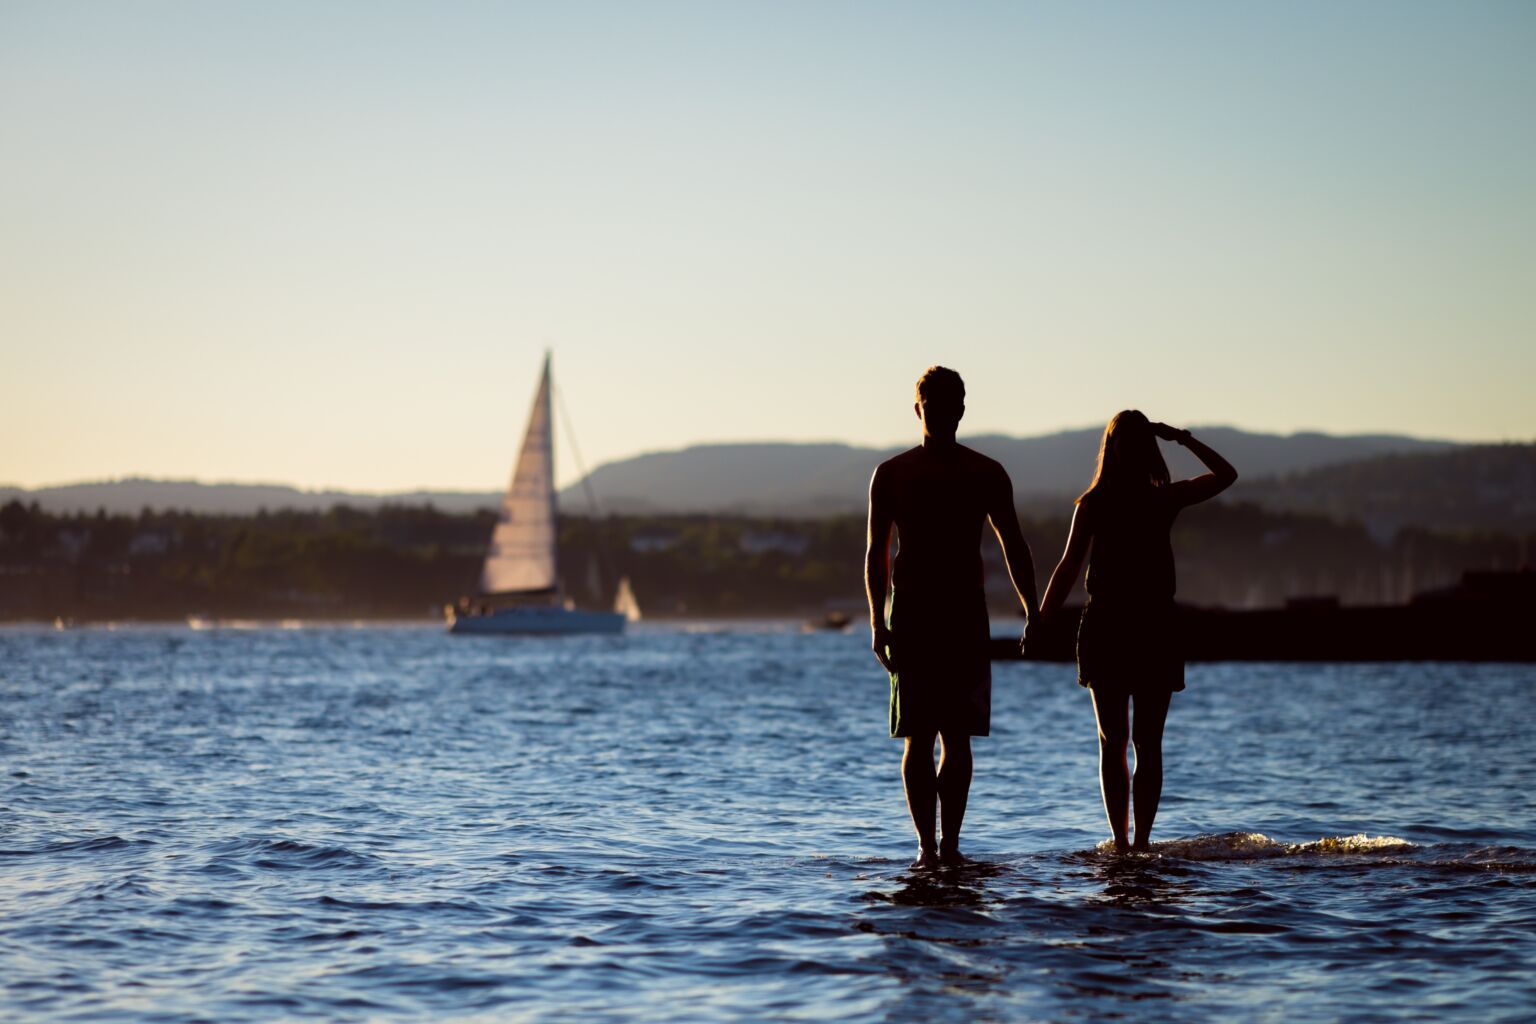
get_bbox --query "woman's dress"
[1075,486,1186,694]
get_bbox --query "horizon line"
[3,423,1529,497]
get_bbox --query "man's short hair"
[915,366,965,406]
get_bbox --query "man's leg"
[901,731,939,868]
[1090,688,1132,851]
[936,730,973,865]
[1130,691,1172,851]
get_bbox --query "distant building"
[128,529,175,557]
[629,529,681,553]
[739,531,810,556]
[53,528,90,561]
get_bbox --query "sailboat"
[447,354,626,636]
[613,575,642,622]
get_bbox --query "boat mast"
[542,352,561,603]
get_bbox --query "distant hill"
[0,479,501,516]
[0,426,1469,521]
[558,427,1458,515]
[1234,443,1536,537]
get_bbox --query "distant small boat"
[614,576,642,622]
[448,354,625,636]
[186,615,306,630]
[802,610,852,633]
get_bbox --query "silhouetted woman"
[1039,412,1237,852]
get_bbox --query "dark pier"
[998,569,1536,663]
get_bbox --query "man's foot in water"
[938,845,968,868]
[911,847,941,870]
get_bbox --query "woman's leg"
[1090,689,1131,851]
[1130,691,1172,850]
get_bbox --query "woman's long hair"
[1076,410,1170,505]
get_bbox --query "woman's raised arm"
[1156,424,1238,507]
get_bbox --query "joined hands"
[871,625,895,673]
[1019,612,1044,659]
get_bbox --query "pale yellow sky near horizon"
[3,2,1533,491]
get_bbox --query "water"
[2,625,1533,1022]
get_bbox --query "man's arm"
[865,464,896,672]
[987,466,1038,618]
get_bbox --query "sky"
[2,1,1533,491]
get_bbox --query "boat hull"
[448,606,626,636]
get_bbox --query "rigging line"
[554,379,619,602]
[554,382,603,519]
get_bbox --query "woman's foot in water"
[911,847,941,870]
[938,844,968,868]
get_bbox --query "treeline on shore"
[0,498,1529,622]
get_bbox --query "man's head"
[913,366,964,440]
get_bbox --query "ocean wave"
[204,836,382,871]
[1077,832,1536,872]
[1079,831,1414,861]
[0,835,153,858]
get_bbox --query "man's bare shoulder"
[874,446,925,479]
[955,444,1010,481]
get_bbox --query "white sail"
[614,575,642,621]
[479,355,559,597]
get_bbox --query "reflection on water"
[866,858,1008,908]
[1086,852,1198,908]
[842,829,1536,1020]
[0,627,1533,1021]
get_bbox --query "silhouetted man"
[865,366,1038,869]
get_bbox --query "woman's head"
[1077,409,1170,503]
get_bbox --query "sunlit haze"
[3,1,1532,491]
